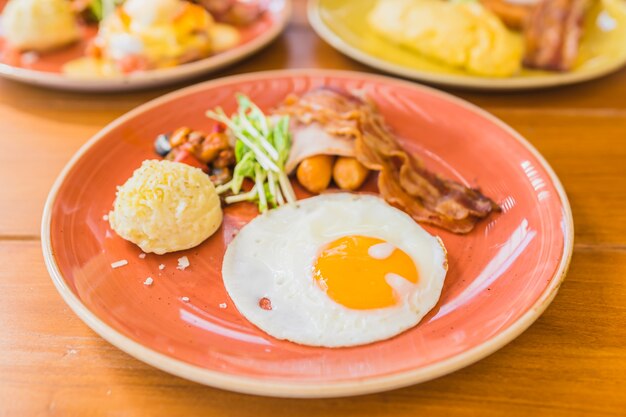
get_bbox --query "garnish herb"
[88,0,123,21]
[207,94,295,212]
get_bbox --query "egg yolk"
[313,235,418,310]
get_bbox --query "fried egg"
[222,193,448,347]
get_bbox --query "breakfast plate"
[0,0,291,91]
[308,0,626,90]
[42,70,573,397]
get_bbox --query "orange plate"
[42,70,573,398]
[0,0,290,91]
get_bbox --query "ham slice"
[275,88,499,234]
[284,123,355,173]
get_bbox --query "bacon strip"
[523,0,589,71]
[275,88,499,234]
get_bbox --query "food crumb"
[138,253,146,259]
[259,297,272,310]
[143,277,153,286]
[111,260,128,269]
[102,214,109,221]
[181,296,190,302]
[177,256,190,270]
[158,264,165,270]
[219,303,227,309]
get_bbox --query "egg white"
[222,193,448,347]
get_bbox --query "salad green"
[88,0,124,21]
[207,94,296,213]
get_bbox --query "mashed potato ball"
[1,0,80,52]
[109,160,222,254]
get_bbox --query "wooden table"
[2,1,626,416]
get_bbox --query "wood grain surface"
[1,1,626,415]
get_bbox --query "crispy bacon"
[523,0,589,71]
[193,0,267,25]
[275,88,499,234]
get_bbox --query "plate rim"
[41,69,574,398]
[0,0,291,92]
[307,0,626,91]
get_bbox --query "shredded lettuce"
[207,94,295,213]
[88,0,123,21]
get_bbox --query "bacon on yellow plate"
[523,0,590,71]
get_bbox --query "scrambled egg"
[109,160,223,255]
[368,0,523,77]
[1,0,80,52]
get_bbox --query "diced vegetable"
[154,134,172,157]
[172,149,208,173]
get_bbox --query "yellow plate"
[308,0,626,90]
